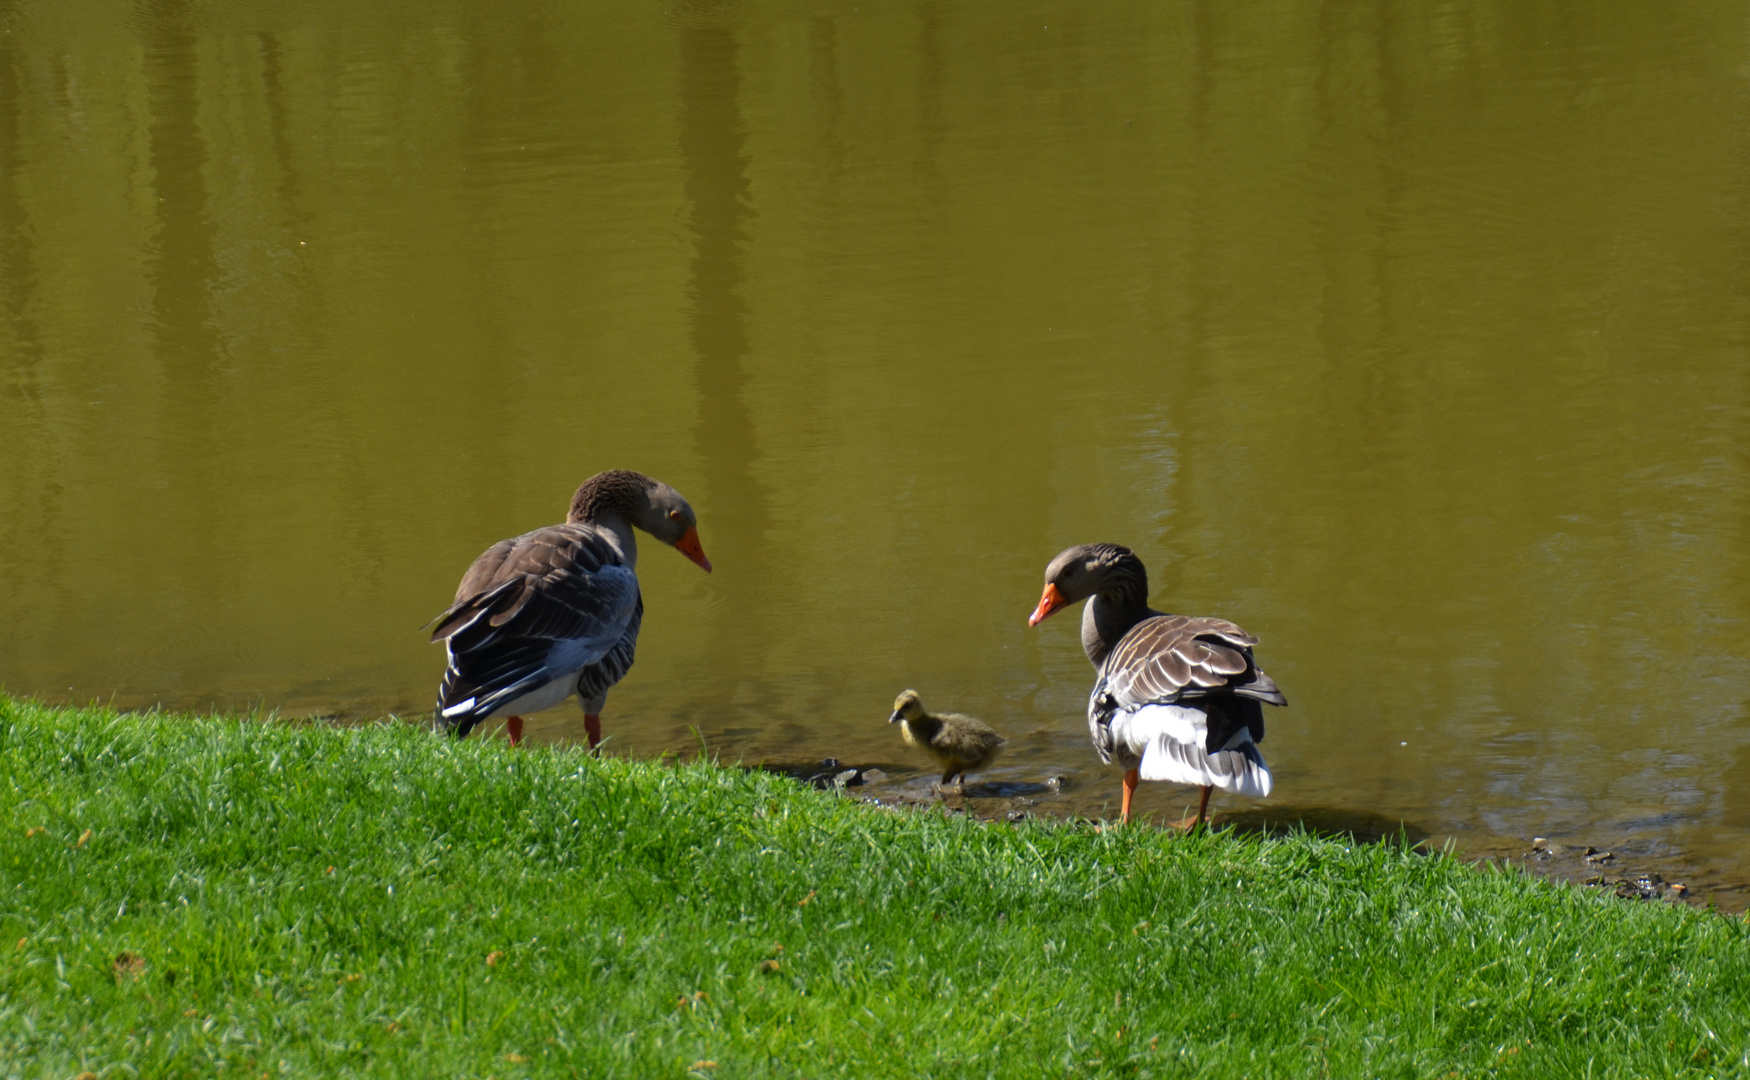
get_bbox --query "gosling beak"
[888,711,904,724]
[1028,582,1070,626]
[674,526,713,572]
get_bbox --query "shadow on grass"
[752,760,1061,803]
[1217,805,1432,847]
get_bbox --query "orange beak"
[1029,582,1069,626]
[674,526,712,573]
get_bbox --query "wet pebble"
[1613,873,1664,901]
[1524,836,1697,907]
[1589,872,1690,903]
[797,759,852,789]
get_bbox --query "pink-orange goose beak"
[1029,583,1069,626]
[675,526,713,572]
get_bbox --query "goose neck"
[590,511,639,570]
[1081,590,1149,668]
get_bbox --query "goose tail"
[1116,703,1273,798]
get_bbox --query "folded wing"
[1102,615,1286,712]
[431,525,639,735]
[1089,614,1286,793]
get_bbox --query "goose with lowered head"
[1028,543,1285,827]
[429,470,711,749]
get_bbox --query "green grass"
[2,697,1748,1078]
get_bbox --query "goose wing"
[432,524,638,733]
[1091,615,1285,759]
[1102,615,1286,711]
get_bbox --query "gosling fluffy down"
[888,689,1006,787]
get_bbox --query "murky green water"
[3,2,1748,902]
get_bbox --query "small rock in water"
[834,769,861,788]
[1528,836,1565,861]
[1044,775,1066,792]
[1604,873,1681,902]
[800,760,852,789]
[1583,849,1613,865]
[1666,883,1689,901]
[1620,878,1661,901]
[860,768,888,785]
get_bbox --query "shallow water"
[2,2,1748,905]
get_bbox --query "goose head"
[639,483,712,573]
[568,470,712,572]
[1028,543,1145,625]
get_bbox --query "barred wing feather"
[1102,615,1285,709]
[432,524,640,734]
[1088,613,1285,791]
[577,592,642,705]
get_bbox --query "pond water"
[2,2,1748,906]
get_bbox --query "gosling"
[888,689,1007,789]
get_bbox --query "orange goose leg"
[505,716,525,747]
[1193,785,1213,829]
[584,713,602,750]
[1120,768,1140,824]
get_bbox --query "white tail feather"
[1111,703,1272,797]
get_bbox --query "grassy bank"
[2,698,1747,1078]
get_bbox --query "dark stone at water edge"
[1523,836,1695,906]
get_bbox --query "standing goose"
[1028,544,1285,827]
[430,470,711,749]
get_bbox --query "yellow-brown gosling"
[888,689,1007,789]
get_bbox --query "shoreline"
[766,756,1739,915]
[7,695,1749,1076]
[20,693,1744,913]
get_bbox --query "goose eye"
[668,509,682,521]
